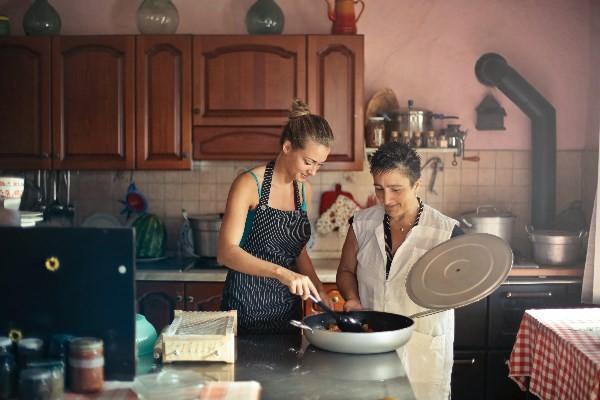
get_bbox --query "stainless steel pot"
[189,214,222,258]
[527,226,586,266]
[460,206,515,245]
[299,311,415,354]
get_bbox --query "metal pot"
[460,206,515,245]
[300,310,415,354]
[527,226,586,266]
[188,214,222,258]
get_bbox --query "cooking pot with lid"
[188,214,222,258]
[527,226,586,266]
[460,205,515,245]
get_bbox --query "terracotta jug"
[324,0,365,34]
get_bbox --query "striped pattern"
[221,161,310,333]
[383,197,423,279]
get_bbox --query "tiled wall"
[67,149,598,259]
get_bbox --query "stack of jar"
[386,129,449,149]
[0,334,104,399]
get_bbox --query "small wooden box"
[159,310,237,364]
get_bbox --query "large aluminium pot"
[460,206,514,245]
[527,226,586,266]
[188,214,222,258]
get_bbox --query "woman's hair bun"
[289,99,311,119]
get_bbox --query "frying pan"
[299,311,415,354]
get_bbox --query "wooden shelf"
[365,147,457,154]
[509,267,584,278]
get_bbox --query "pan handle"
[409,308,449,319]
[289,320,313,333]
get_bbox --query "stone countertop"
[135,257,583,283]
[134,334,420,400]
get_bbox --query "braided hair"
[280,99,334,149]
[370,142,421,186]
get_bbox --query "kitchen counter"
[130,334,427,400]
[136,257,584,283]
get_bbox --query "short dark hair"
[369,142,421,186]
[280,99,334,149]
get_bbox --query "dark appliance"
[0,227,136,381]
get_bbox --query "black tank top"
[221,160,311,333]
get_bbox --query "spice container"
[425,130,437,148]
[389,130,399,143]
[69,338,104,393]
[410,131,422,148]
[17,338,44,369]
[400,130,411,146]
[19,367,54,400]
[365,117,385,147]
[0,354,16,400]
[438,133,448,148]
[27,361,64,399]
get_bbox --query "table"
[508,308,600,400]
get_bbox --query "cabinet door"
[304,283,346,316]
[0,37,52,169]
[486,350,526,400]
[136,281,185,333]
[451,351,486,400]
[52,36,135,170]
[136,36,192,170]
[307,36,364,171]
[192,35,306,160]
[184,282,224,311]
[488,284,569,348]
[454,298,487,348]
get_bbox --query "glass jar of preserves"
[69,338,104,393]
[0,337,12,356]
[19,367,55,400]
[365,117,385,147]
[26,361,64,399]
[0,353,16,400]
[438,133,448,148]
[17,338,44,369]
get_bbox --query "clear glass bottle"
[426,130,437,148]
[438,133,448,148]
[389,130,400,143]
[400,130,411,146]
[410,131,422,148]
[136,0,179,34]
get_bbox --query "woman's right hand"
[343,299,363,312]
[277,268,320,301]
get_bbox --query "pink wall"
[0,0,595,150]
[586,0,600,151]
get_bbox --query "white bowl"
[0,176,24,200]
[1,198,21,210]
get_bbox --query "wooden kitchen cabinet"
[136,281,224,332]
[52,36,136,170]
[192,35,364,170]
[307,35,364,171]
[136,281,185,333]
[304,283,345,316]
[0,37,52,170]
[136,36,192,170]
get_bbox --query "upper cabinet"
[0,35,363,171]
[0,37,52,170]
[136,36,192,170]
[52,36,136,170]
[307,36,364,171]
[192,35,364,170]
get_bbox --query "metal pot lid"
[462,205,514,219]
[406,233,513,309]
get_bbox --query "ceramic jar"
[136,0,179,34]
[246,0,285,34]
[23,0,61,36]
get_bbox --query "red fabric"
[508,308,600,400]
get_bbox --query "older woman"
[336,142,463,399]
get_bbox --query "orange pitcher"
[324,0,365,34]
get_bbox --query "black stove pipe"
[475,53,556,229]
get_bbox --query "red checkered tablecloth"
[508,308,600,400]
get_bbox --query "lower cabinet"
[486,350,526,400]
[136,281,224,332]
[452,351,487,400]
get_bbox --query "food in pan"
[326,322,374,333]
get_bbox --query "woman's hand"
[277,268,320,301]
[343,299,363,312]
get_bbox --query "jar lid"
[368,116,385,121]
[27,360,65,371]
[0,16,8,21]
[70,337,103,351]
[18,338,43,350]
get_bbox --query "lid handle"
[460,217,473,228]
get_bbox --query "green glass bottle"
[136,0,179,34]
[23,0,61,36]
[245,0,285,35]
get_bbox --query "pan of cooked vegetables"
[292,310,415,354]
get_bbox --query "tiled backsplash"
[67,149,597,259]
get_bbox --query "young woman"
[218,100,334,334]
[336,142,463,399]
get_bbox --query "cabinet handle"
[454,358,476,366]
[175,295,183,302]
[505,291,552,299]
[192,108,201,115]
[40,152,49,159]
[186,296,194,303]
